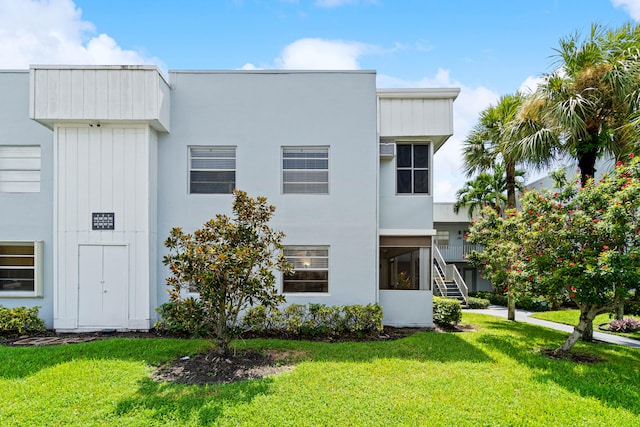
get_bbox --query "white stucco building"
[0,66,459,331]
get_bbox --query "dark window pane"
[414,170,429,193]
[397,170,412,193]
[413,145,429,168]
[396,145,412,167]
[190,171,235,194]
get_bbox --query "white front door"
[78,245,128,328]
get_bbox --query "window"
[379,247,421,290]
[396,144,429,194]
[0,146,41,193]
[283,247,329,293]
[0,241,43,297]
[189,146,236,194]
[436,230,450,245]
[282,147,329,194]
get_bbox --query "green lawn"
[2,313,640,426]
[530,310,640,339]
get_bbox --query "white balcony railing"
[435,244,483,262]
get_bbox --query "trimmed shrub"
[242,303,384,338]
[433,297,462,325]
[470,291,508,306]
[0,305,46,336]
[515,295,550,312]
[466,297,490,309]
[154,298,212,337]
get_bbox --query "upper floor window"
[283,246,329,293]
[0,146,41,193]
[282,147,329,194]
[189,146,236,194]
[396,144,429,194]
[0,241,43,297]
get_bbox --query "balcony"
[435,244,483,263]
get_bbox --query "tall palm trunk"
[576,139,599,186]
[505,161,518,321]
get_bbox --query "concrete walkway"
[465,305,640,349]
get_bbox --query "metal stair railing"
[433,245,468,304]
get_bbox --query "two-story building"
[0,66,459,331]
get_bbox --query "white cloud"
[378,69,500,202]
[611,0,640,21]
[518,75,544,94]
[0,0,163,70]
[275,38,371,69]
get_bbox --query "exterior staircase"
[433,245,468,305]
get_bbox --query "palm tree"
[511,23,640,185]
[463,93,526,210]
[461,93,527,321]
[454,163,522,218]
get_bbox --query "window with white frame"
[283,246,329,293]
[436,230,450,245]
[0,146,41,193]
[189,146,236,194]
[0,241,43,297]
[282,147,329,194]
[396,143,429,194]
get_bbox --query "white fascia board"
[376,88,460,100]
[379,229,437,236]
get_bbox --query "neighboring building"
[433,203,492,293]
[0,66,459,331]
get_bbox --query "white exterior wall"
[0,71,54,325]
[157,71,379,312]
[53,125,157,330]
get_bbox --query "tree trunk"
[507,282,516,321]
[615,303,624,321]
[581,321,593,342]
[505,161,517,210]
[555,306,598,354]
[577,145,598,186]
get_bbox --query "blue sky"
[1,0,639,200]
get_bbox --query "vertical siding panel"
[83,70,96,119]
[65,129,78,232]
[56,128,67,233]
[112,128,125,236]
[58,70,72,118]
[101,128,114,242]
[131,72,145,119]
[34,70,48,118]
[145,71,157,118]
[70,70,84,118]
[413,100,424,135]
[120,71,133,120]
[134,129,147,231]
[95,70,109,119]
[108,71,121,120]
[123,128,137,231]
[88,128,102,238]
[46,69,59,118]
[75,128,89,234]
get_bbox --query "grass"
[530,310,640,339]
[1,313,639,426]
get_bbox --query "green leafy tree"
[163,190,292,354]
[468,155,640,354]
[511,23,640,185]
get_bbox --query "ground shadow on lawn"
[477,319,640,415]
[113,376,275,425]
